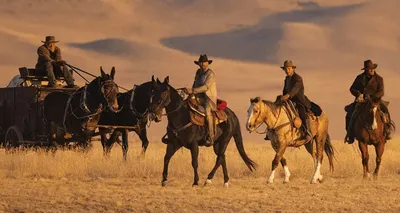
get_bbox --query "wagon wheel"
[5,126,23,151]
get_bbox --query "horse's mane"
[261,100,280,116]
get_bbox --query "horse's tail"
[324,133,335,173]
[232,115,257,172]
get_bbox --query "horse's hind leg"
[311,136,325,184]
[373,140,385,179]
[204,143,223,186]
[359,142,370,179]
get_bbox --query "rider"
[345,59,392,144]
[183,54,217,146]
[277,60,312,143]
[36,36,75,88]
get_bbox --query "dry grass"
[0,138,400,213]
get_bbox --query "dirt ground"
[0,140,399,213]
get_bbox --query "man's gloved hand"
[356,93,364,102]
[58,60,67,65]
[183,88,193,94]
[280,94,290,101]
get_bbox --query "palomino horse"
[98,77,158,160]
[149,77,257,187]
[352,98,395,179]
[44,67,119,148]
[246,97,334,184]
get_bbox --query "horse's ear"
[251,97,260,103]
[164,76,169,84]
[151,75,155,82]
[100,66,106,77]
[110,67,116,79]
[156,78,162,84]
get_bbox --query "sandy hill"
[0,0,398,142]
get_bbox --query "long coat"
[283,72,311,110]
[350,72,384,101]
[192,68,217,105]
[36,45,62,67]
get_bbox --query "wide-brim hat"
[280,60,296,69]
[194,54,213,65]
[41,36,59,43]
[361,59,378,70]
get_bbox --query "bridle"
[63,78,119,131]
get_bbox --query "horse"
[43,67,119,149]
[148,77,257,187]
[98,76,159,160]
[246,97,334,184]
[352,98,395,179]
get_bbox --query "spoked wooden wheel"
[5,126,23,151]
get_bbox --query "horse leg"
[190,142,200,186]
[221,153,230,188]
[373,140,385,179]
[358,142,370,179]
[121,128,129,161]
[205,143,222,186]
[281,157,291,183]
[311,136,325,184]
[137,128,150,156]
[268,145,287,184]
[99,128,110,157]
[161,142,181,187]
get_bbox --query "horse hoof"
[192,183,199,187]
[283,179,290,184]
[204,179,212,186]
[267,180,274,184]
[161,181,167,187]
[223,182,229,188]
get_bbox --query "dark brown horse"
[43,67,119,148]
[353,98,395,179]
[149,77,256,187]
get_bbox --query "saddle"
[279,100,322,129]
[187,95,228,126]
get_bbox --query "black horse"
[149,77,257,187]
[98,76,159,160]
[43,67,119,148]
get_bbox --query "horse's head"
[149,76,171,122]
[359,97,381,130]
[246,97,265,133]
[97,66,119,112]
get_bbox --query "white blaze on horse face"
[246,104,256,131]
[372,106,378,130]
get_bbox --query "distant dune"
[0,0,398,141]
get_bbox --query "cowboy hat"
[41,36,59,43]
[280,60,296,69]
[194,54,213,65]
[361,59,378,70]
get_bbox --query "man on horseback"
[345,59,392,144]
[183,54,217,146]
[36,36,75,88]
[277,60,312,143]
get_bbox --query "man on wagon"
[183,54,217,146]
[35,36,75,88]
[345,59,393,144]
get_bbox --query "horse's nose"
[112,100,119,111]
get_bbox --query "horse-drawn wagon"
[0,67,79,150]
